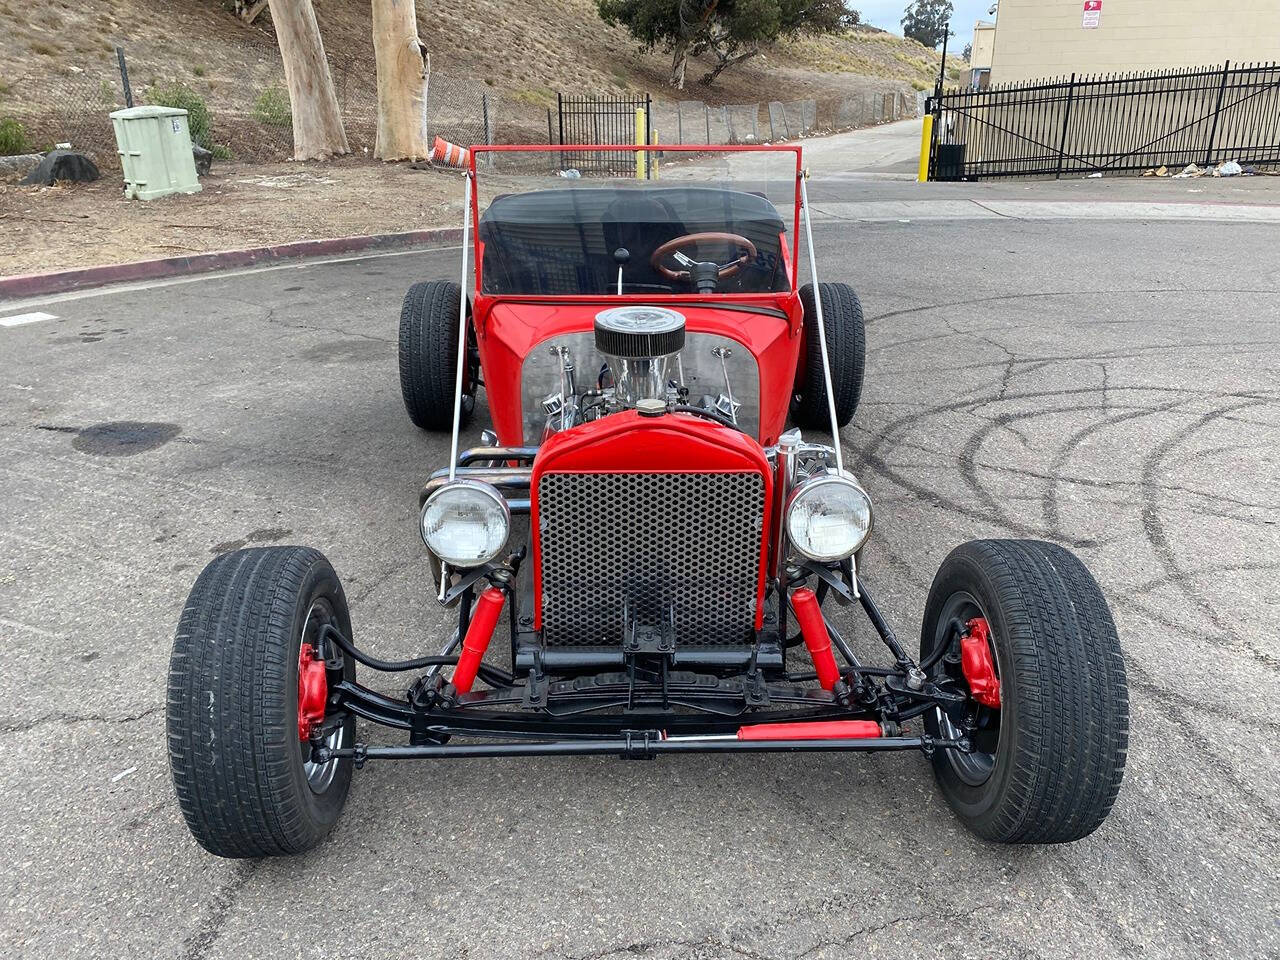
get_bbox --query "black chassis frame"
[309,445,982,766]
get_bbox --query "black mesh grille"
[538,471,765,647]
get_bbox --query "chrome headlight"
[420,480,510,567]
[785,472,873,562]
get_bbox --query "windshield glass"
[469,146,800,298]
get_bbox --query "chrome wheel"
[297,598,349,793]
[930,590,1002,787]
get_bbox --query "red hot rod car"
[167,145,1129,857]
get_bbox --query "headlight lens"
[420,480,510,567]
[785,472,873,562]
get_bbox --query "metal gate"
[557,93,652,176]
[929,61,1280,180]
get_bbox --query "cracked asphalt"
[2,177,1278,959]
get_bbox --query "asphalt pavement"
[2,166,1279,959]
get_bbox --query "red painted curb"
[0,227,464,301]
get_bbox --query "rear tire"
[793,281,865,430]
[166,546,356,858]
[920,539,1129,843]
[399,280,474,431]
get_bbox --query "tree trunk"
[700,46,760,86]
[670,44,688,90]
[372,0,431,161]
[267,0,349,160]
[236,0,270,25]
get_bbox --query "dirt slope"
[0,0,961,113]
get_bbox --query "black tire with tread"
[920,539,1129,844]
[399,280,472,431]
[793,281,865,430]
[167,546,355,858]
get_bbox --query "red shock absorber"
[790,587,841,691]
[451,588,506,694]
[737,719,882,741]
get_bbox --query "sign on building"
[1082,0,1102,29]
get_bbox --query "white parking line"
[0,311,58,328]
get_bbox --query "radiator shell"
[530,411,773,645]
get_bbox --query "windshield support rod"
[797,174,843,473]
[448,172,475,482]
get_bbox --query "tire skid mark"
[872,335,1280,368]
[866,385,1202,469]
[177,861,259,960]
[858,446,1098,547]
[862,388,1186,547]
[865,386,1273,490]
[1124,656,1280,822]
[1042,397,1195,540]
[1137,396,1278,668]
[1115,610,1280,733]
[1054,862,1164,960]
[864,287,1280,327]
[989,459,1277,514]
[1118,582,1279,677]
[1127,560,1280,599]
[1106,816,1256,955]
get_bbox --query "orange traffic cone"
[432,136,470,168]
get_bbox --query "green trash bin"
[110,105,203,201]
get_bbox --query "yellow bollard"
[635,107,647,180]
[918,115,934,183]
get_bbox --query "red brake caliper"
[297,643,328,741]
[960,617,1001,708]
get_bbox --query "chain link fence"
[649,89,918,145]
[0,45,514,168]
[1,43,918,172]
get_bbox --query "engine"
[530,306,753,440]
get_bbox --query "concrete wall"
[990,0,1280,84]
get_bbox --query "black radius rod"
[317,735,968,762]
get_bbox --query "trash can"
[934,142,967,182]
[110,105,202,201]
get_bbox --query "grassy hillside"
[0,0,960,112]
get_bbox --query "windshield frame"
[467,144,803,300]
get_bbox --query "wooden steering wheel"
[650,232,758,283]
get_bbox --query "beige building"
[989,0,1280,84]
[969,20,997,87]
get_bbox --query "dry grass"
[0,160,465,277]
[0,0,947,117]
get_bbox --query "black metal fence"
[556,93,652,175]
[929,61,1280,180]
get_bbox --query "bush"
[148,81,212,147]
[252,85,291,127]
[0,116,29,155]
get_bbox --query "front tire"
[166,546,356,857]
[793,281,865,430]
[920,539,1129,843]
[398,280,475,431]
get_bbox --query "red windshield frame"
[467,143,804,299]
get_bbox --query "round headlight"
[785,472,873,563]
[420,480,510,567]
